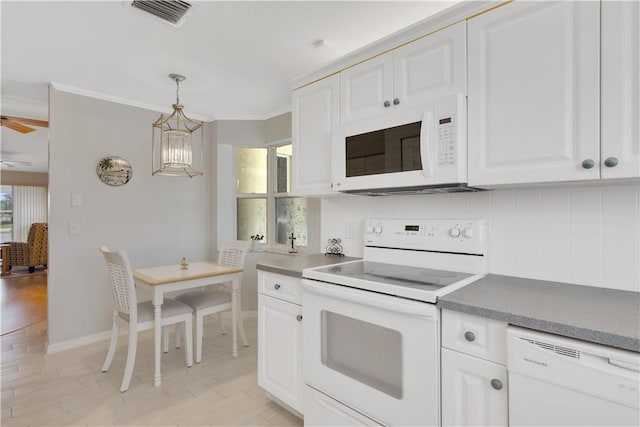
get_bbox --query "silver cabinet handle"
[491,379,503,390]
[464,331,476,342]
[581,159,595,169]
[383,100,391,108]
[296,315,303,321]
[393,98,400,105]
[604,157,619,168]
[274,284,281,290]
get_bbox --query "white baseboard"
[46,329,113,354]
[45,310,258,354]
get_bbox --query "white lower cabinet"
[257,271,303,414]
[441,348,508,427]
[441,310,508,426]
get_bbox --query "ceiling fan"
[0,116,48,134]
[0,160,32,167]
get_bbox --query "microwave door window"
[345,121,421,177]
[401,135,422,171]
[345,131,386,177]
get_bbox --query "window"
[236,143,308,249]
[0,186,12,242]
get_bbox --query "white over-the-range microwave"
[332,93,486,195]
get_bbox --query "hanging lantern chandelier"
[152,73,203,178]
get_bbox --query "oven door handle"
[302,279,437,318]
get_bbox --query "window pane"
[237,198,267,242]
[275,197,307,246]
[0,186,13,242]
[237,148,267,193]
[275,144,292,193]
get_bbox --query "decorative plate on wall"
[97,156,133,186]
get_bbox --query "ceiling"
[1,0,459,173]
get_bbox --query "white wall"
[48,89,212,347]
[321,182,640,292]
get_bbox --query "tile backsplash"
[321,182,640,292]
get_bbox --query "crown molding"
[49,81,212,122]
[49,82,292,123]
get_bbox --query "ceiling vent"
[131,1,192,26]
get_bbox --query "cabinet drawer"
[442,310,507,365]
[258,271,302,304]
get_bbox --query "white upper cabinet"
[340,21,466,123]
[468,1,601,186]
[601,1,640,179]
[291,74,339,196]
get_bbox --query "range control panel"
[364,218,487,255]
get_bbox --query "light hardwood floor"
[1,316,303,427]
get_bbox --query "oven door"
[302,279,440,427]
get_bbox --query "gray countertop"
[256,253,360,278]
[438,274,640,352]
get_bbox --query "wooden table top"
[133,261,242,286]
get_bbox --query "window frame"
[235,139,307,252]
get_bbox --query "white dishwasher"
[507,326,639,426]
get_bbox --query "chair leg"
[184,317,193,367]
[102,318,119,372]
[218,312,226,335]
[163,326,169,353]
[195,311,204,364]
[121,326,138,392]
[175,324,182,349]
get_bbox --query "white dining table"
[133,261,245,387]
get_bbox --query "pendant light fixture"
[152,73,203,178]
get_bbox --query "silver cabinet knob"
[581,159,595,169]
[383,100,391,108]
[274,284,281,290]
[464,331,476,342]
[393,98,400,105]
[296,315,303,321]
[604,157,619,168]
[491,379,503,390]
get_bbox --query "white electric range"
[301,218,487,426]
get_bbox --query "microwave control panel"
[438,115,456,167]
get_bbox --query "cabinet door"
[441,349,508,427]
[292,75,339,196]
[393,21,466,109]
[257,294,303,413]
[601,1,640,179]
[340,53,394,122]
[468,1,600,186]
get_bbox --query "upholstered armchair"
[9,223,48,273]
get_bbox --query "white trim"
[214,105,292,122]
[45,310,258,354]
[46,329,114,354]
[49,82,211,122]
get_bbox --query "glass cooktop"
[312,261,473,292]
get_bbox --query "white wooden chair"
[100,246,193,392]
[175,240,251,363]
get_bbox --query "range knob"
[463,227,474,238]
[449,227,461,238]
[365,225,374,234]
[374,225,383,234]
